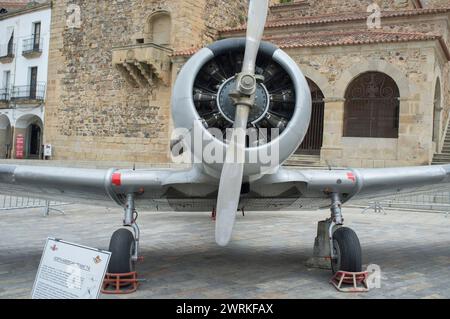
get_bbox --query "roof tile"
[221,8,450,32]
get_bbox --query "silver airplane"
[1,0,449,275]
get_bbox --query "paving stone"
[0,205,449,299]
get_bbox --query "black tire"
[331,227,362,274]
[108,228,136,274]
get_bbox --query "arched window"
[146,12,171,46]
[344,72,400,138]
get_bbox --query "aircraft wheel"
[108,228,136,274]
[331,227,362,274]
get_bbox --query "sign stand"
[32,238,111,299]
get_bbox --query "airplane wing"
[264,164,450,208]
[0,164,216,209]
[1,162,449,211]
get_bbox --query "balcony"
[22,37,42,59]
[112,43,172,88]
[0,44,15,64]
[0,88,10,108]
[11,83,46,104]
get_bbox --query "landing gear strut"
[307,193,362,273]
[108,194,140,274]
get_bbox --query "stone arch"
[15,114,43,159]
[298,65,333,99]
[343,71,400,138]
[0,114,12,159]
[335,59,410,99]
[432,77,442,151]
[145,10,172,46]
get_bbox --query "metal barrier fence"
[350,191,450,215]
[0,195,69,215]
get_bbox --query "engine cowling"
[172,38,312,177]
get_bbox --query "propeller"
[215,0,269,246]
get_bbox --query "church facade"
[43,0,450,168]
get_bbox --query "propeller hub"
[217,76,270,125]
[239,74,257,94]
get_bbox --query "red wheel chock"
[330,271,370,293]
[101,257,144,295]
[101,272,139,294]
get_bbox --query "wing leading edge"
[0,164,215,209]
[277,164,450,206]
[1,163,449,211]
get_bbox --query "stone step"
[432,159,450,163]
[284,163,326,168]
[284,154,324,168]
[433,154,450,159]
[432,159,450,164]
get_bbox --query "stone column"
[320,98,345,167]
[397,95,432,166]
[0,128,8,159]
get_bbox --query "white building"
[0,1,51,159]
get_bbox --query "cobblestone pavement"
[0,204,449,299]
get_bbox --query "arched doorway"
[146,11,171,46]
[296,78,325,154]
[344,72,400,138]
[0,115,12,159]
[432,78,442,152]
[27,123,42,158]
[15,114,43,159]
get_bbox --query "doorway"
[296,78,325,155]
[29,67,38,99]
[27,124,41,159]
[33,22,41,51]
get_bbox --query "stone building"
[0,1,51,159]
[44,0,450,168]
[44,0,246,163]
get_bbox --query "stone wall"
[45,0,243,163]
[286,41,440,167]
[203,1,247,45]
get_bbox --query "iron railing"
[11,83,46,101]
[351,190,450,215]
[0,88,9,101]
[0,194,68,215]
[22,37,42,55]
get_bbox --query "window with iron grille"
[344,72,400,138]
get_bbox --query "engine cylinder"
[172,38,312,177]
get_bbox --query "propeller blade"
[215,0,269,247]
[242,0,269,74]
[215,107,249,246]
